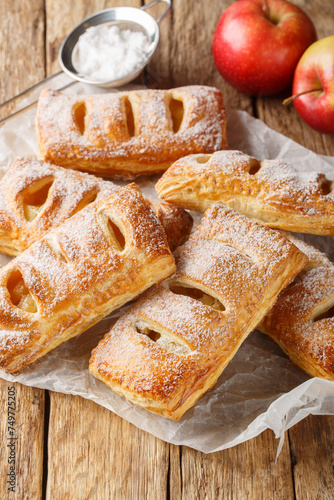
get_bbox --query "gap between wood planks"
[288,432,298,500]
[42,390,50,498]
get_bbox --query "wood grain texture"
[0,379,44,500]
[0,3,46,499]
[46,392,169,499]
[169,444,182,500]
[0,0,45,103]
[0,0,45,120]
[289,415,334,500]
[178,430,295,500]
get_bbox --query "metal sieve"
[59,0,171,88]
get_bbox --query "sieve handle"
[141,0,172,24]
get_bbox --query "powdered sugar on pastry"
[89,204,308,420]
[0,183,176,373]
[36,86,228,179]
[0,157,192,256]
[259,234,334,381]
[156,150,334,235]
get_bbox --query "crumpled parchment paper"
[0,74,333,454]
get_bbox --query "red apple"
[212,0,317,96]
[289,36,334,135]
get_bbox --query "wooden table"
[0,1,333,498]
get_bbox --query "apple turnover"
[259,235,334,381]
[0,183,175,373]
[89,204,308,420]
[156,150,334,235]
[36,86,228,179]
[0,157,192,256]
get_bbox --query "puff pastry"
[0,183,175,373]
[0,157,192,256]
[156,150,334,235]
[259,234,334,381]
[89,204,308,420]
[36,86,228,179]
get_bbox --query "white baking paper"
[0,73,333,454]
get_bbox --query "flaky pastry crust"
[156,150,334,235]
[89,205,308,420]
[259,235,334,381]
[0,157,192,256]
[0,183,175,373]
[36,86,228,179]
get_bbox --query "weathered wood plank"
[179,429,295,500]
[0,3,46,498]
[289,415,334,500]
[0,379,45,500]
[169,444,182,500]
[0,0,45,103]
[0,0,45,118]
[46,392,169,499]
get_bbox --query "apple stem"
[262,0,270,19]
[283,88,324,106]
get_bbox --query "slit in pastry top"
[0,182,176,374]
[124,96,136,138]
[36,85,228,178]
[7,269,38,313]
[22,177,54,222]
[169,97,184,133]
[167,281,226,312]
[71,190,99,216]
[73,101,87,135]
[135,319,191,356]
[0,157,192,256]
[102,214,126,252]
[313,303,334,322]
[89,204,308,420]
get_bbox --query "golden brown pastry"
[147,199,192,252]
[259,235,334,381]
[0,183,175,373]
[89,204,308,420]
[156,150,334,235]
[36,86,228,179]
[0,157,192,256]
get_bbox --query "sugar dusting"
[91,204,305,401]
[157,150,334,221]
[260,233,334,377]
[36,86,227,168]
[0,158,191,256]
[0,184,174,371]
[0,157,117,235]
